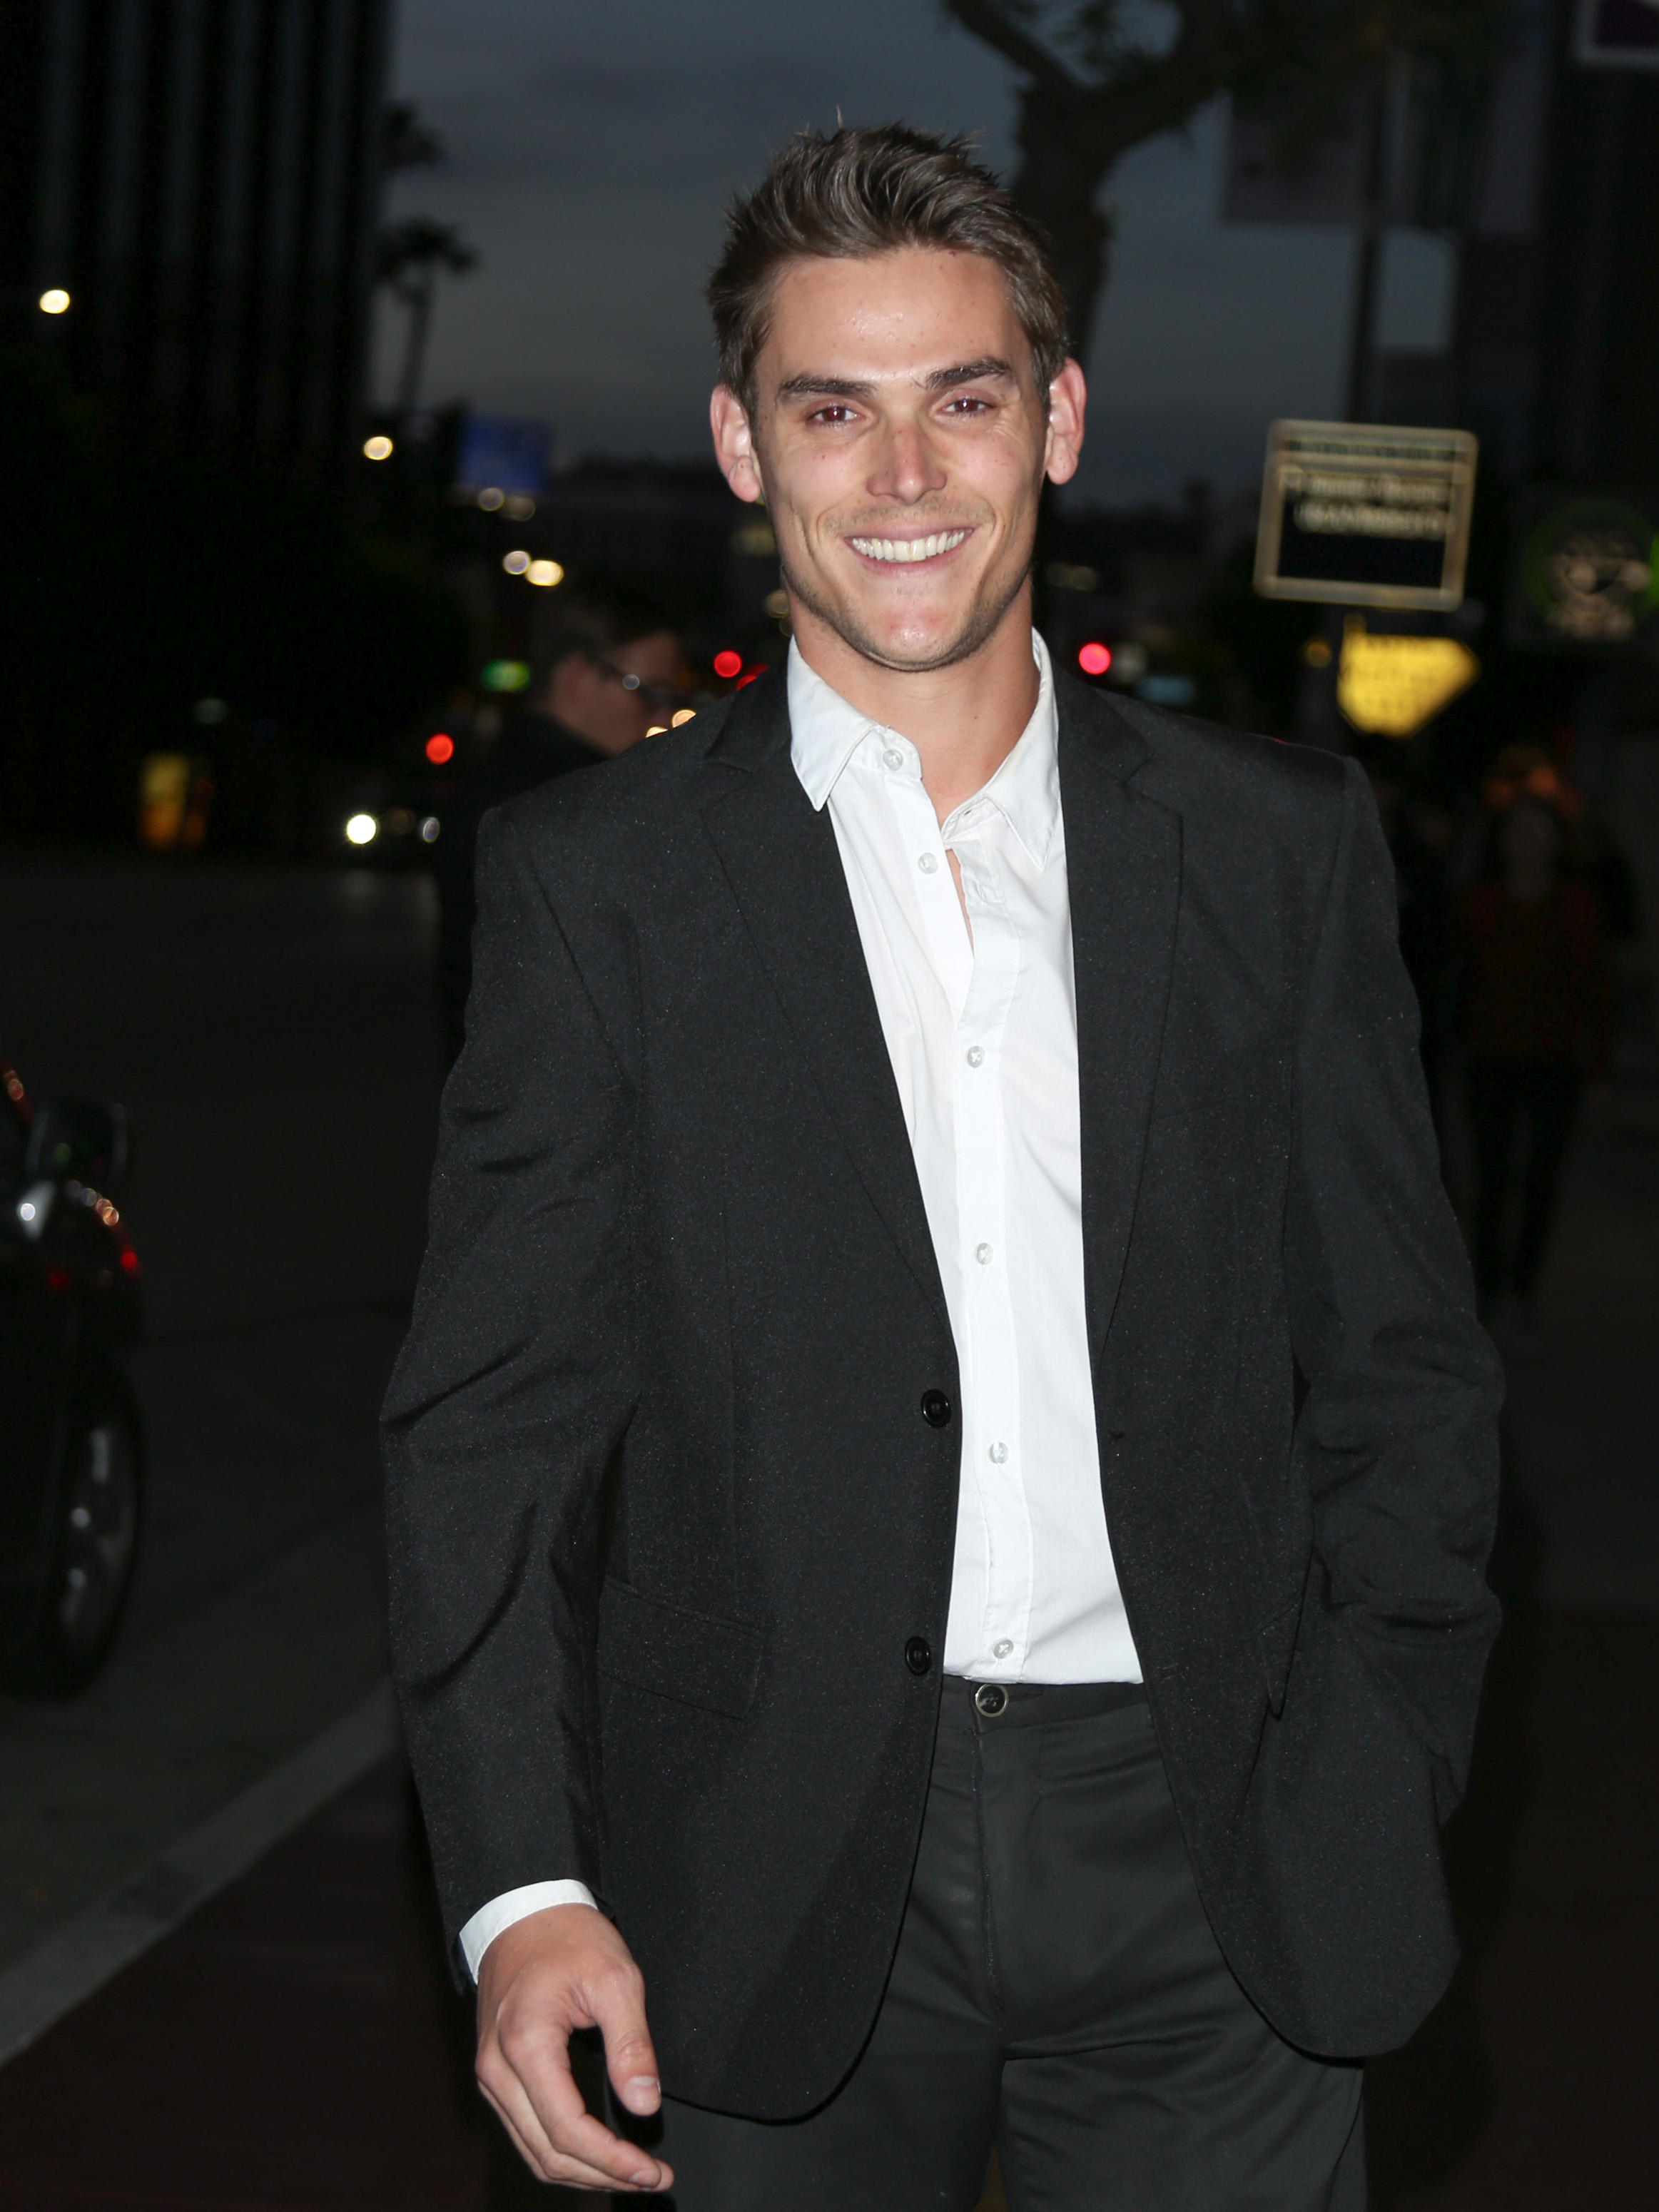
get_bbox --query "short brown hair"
[706,125,1069,415]
[526,574,677,691]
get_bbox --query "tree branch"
[950,0,1491,359]
[1071,0,1239,156]
[940,0,1082,94]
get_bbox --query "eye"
[943,394,993,416]
[808,404,856,425]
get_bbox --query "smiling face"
[711,248,1084,678]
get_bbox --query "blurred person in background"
[1461,747,1615,1355]
[433,578,685,1057]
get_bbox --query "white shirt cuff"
[458,1880,599,1981]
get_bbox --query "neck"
[791,584,1040,823]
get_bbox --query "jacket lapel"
[1057,678,1183,1356]
[699,673,950,1334]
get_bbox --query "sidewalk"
[0,1754,492,2211]
[1367,1044,1659,2208]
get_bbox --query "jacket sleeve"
[1284,759,1504,1823]
[382,807,638,1959]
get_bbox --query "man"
[384,127,1502,2208]
[432,577,684,1057]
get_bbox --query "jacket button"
[919,1389,952,1428]
[905,1636,933,1677]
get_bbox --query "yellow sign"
[138,754,212,851]
[139,754,189,849]
[1336,621,1479,737]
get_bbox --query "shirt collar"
[786,630,1061,869]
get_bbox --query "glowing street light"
[363,433,394,461]
[526,559,563,588]
[502,549,531,575]
[38,288,70,315]
[345,813,379,846]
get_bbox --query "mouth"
[845,527,973,567]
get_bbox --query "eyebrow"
[774,357,1020,404]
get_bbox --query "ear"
[711,385,765,505]
[1042,359,1087,489]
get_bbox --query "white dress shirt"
[459,630,1141,1977]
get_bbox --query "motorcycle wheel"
[9,1381,143,1695]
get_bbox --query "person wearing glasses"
[434,577,685,1059]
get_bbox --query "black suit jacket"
[431,709,604,1057]
[382,666,1502,2114]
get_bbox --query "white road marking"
[0,1678,397,2066]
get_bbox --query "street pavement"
[0,861,1653,2208]
[0,861,440,1968]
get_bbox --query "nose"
[867,415,946,506]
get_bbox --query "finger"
[587,1962,664,2116]
[482,2077,666,2194]
[486,2025,669,2191]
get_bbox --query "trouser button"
[974,1683,1008,1718]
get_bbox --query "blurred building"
[1453,0,1659,482]
[436,452,771,659]
[0,0,393,472]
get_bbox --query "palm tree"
[384,98,445,175]
[377,217,477,413]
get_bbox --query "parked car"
[0,1061,143,1692]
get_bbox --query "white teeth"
[848,529,969,564]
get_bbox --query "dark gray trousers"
[622,1679,1366,2211]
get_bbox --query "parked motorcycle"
[1,1062,143,1693]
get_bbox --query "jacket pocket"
[597,1578,764,1719]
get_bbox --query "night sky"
[376,0,1457,505]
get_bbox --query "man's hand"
[475,1904,674,2193]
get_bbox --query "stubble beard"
[778,531,1035,677]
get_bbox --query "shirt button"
[965,1045,985,1068]
[988,1441,1009,1464]
[993,1639,1013,1660]
[918,853,938,873]
[975,1242,993,1265]
[883,747,904,771]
